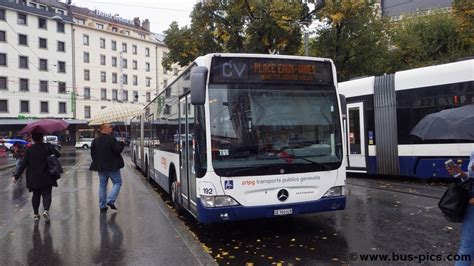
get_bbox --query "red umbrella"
[20,119,69,134]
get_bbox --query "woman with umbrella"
[12,119,67,224]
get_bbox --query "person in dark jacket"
[13,132,60,224]
[90,123,125,212]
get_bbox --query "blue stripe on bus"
[365,156,470,179]
[196,196,346,224]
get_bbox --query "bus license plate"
[274,208,293,216]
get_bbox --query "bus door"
[147,114,155,181]
[347,102,367,170]
[179,94,197,214]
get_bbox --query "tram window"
[349,108,361,154]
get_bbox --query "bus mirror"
[339,94,347,117]
[191,66,208,105]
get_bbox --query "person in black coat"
[13,132,60,224]
[89,123,125,212]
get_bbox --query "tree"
[310,1,392,82]
[390,11,472,70]
[162,0,310,69]
[452,0,474,50]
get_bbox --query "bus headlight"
[323,186,345,197]
[200,195,240,208]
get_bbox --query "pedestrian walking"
[447,151,474,266]
[12,132,60,224]
[89,123,125,212]
[12,142,26,176]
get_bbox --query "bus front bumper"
[196,196,346,224]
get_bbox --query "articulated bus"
[131,53,346,223]
[339,59,474,179]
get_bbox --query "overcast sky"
[72,0,198,35]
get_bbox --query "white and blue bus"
[339,59,474,179]
[131,53,346,223]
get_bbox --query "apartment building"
[0,0,74,135]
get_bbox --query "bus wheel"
[170,172,182,215]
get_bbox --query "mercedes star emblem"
[277,189,289,201]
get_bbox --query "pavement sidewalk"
[0,149,216,265]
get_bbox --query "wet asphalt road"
[0,147,465,265]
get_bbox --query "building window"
[133,60,137,70]
[123,90,128,101]
[146,92,150,102]
[112,27,118,33]
[122,59,127,69]
[40,101,48,113]
[75,18,85,25]
[39,58,48,71]
[84,87,90,99]
[122,74,128,85]
[133,75,138,86]
[0,53,6,66]
[39,37,47,49]
[100,54,106,65]
[38,5,47,11]
[101,88,107,100]
[19,56,28,69]
[84,106,91,118]
[163,67,167,74]
[56,9,65,16]
[112,57,117,67]
[145,47,150,57]
[39,80,48,92]
[83,52,89,63]
[125,31,130,36]
[38,17,47,29]
[19,78,28,91]
[112,73,117,84]
[101,71,106,82]
[96,23,104,30]
[0,9,5,21]
[58,102,66,114]
[0,77,7,90]
[0,100,7,112]
[132,45,137,55]
[57,41,65,52]
[133,91,138,102]
[58,82,66,93]
[0,31,5,42]
[146,62,150,72]
[112,89,118,101]
[139,33,145,39]
[100,38,105,49]
[18,34,28,45]
[17,13,27,25]
[57,22,65,33]
[101,106,106,109]
[173,68,178,76]
[122,42,127,52]
[20,101,30,113]
[57,61,66,73]
[20,100,29,113]
[163,79,167,88]
[111,40,116,51]
[83,34,89,46]
[146,77,151,87]
[84,69,90,81]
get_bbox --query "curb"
[0,164,15,171]
[125,157,217,266]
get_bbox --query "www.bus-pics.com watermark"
[348,252,470,263]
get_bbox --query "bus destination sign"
[210,57,333,84]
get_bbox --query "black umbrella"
[410,104,474,140]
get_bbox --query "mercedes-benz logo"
[277,189,289,201]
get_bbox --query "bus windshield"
[209,83,343,177]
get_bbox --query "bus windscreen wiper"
[285,155,332,171]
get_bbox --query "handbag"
[438,178,472,223]
[46,144,63,180]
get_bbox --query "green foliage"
[391,10,473,70]
[162,0,310,69]
[310,1,392,82]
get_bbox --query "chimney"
[142,19,150,32]
[133,17,141,27]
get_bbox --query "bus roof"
[194,53,334,67]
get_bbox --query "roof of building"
[0,0,73,23]
[382,0,452,17]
